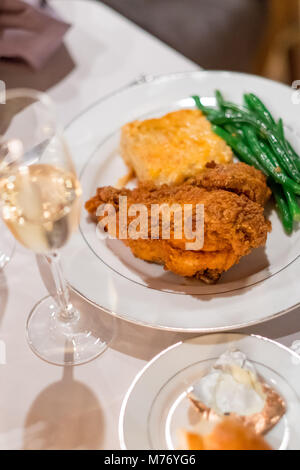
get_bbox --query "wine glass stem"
[47,252,79,323]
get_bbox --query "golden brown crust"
[186,161,271,206]
[85,163,271,281]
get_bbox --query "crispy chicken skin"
[85,163,271,283]
[187,161,271,207]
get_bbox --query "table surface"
[1,0,300,450]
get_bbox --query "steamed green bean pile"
[192,91,300,233]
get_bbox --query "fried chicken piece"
[187,161,271,206]
[85,164,271,283]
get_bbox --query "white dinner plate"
[119,333,300,450]
[63,71,300,332]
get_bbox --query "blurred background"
[0,0,299,87]
[101,0,300,84]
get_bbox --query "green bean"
[243,125,276,173]
[212,110,300,182]
[268,129,300,220]
[277,118,300,173]
[192,95,220,120]
[267,129,300,182]
[224,123,245,140]
[240,108,300,181]
[222,102,248,114]
[287,141,300,164]
[192,95,208,112]
[224,124,237,135]
[276,119,300,170]
[208,91,300,231]
[277,118,297,167]
[197,93,300,180]
[259,141,281,169]
[244,93,276,129]
[197,92,300,228]
[212,125,266,173]
[243,93,300,175]
[258,140,300,221]
[283,187,300,222]
[240,126,300,194]
[194,95,248,121]
[211,109,268,136]
[215,90,225,110]
[269,182,293,234]
[277,118,285,142]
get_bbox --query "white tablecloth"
[1,0,300,450]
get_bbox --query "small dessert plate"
[119,333,300,450]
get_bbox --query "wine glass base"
[0,221,15,269]
[26,296,112,366]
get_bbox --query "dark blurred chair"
[101,0,268,72]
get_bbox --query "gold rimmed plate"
[62,71,300,332]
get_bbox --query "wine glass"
[0,89,111,365]
[0,220,15,269]
[0,96,16,269]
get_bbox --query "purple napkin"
[0,0,70,69]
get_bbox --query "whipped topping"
[191,350,265,416]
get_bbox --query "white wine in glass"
[0,89,111,365]
[0,220,15,270]
[0,102,16,270]
[2,164,81,253]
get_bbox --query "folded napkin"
[0,0,70,69]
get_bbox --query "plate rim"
[118,333,300,450]
[65,69,300,332]
[65,69,296,133]
[70,280,300,333]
